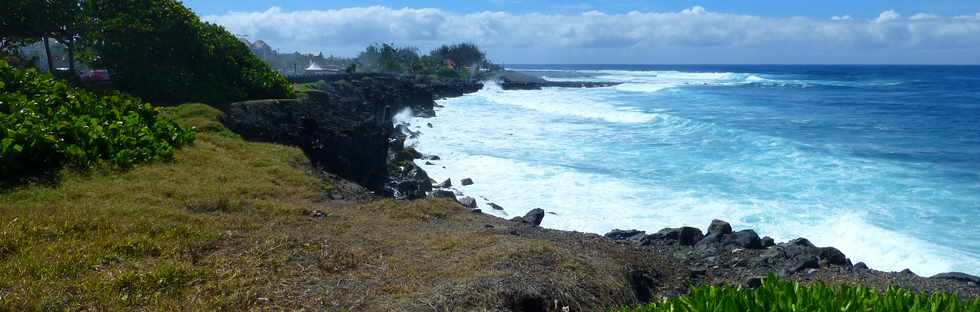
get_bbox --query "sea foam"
[410,67,980,276]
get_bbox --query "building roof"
[305,61,323,71]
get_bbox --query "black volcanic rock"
[224,75,441,194]
[643,227,704,246]
[458,196,478,209]
[931,272,980,285]
[724,230,763,249]
[760,236,775,248]
[431,189,456,199]
[436,178,452,188]
[706,219,733,236]
[387,163,433,200]
[512,208,546,226]
[818,247,849,266]
[605,229,646,241]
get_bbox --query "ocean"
[406,65,980,276]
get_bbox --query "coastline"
[219,72,979,308]
[393,74,980,287]
[403,67,980,278]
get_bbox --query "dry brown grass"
[0,104,681,311]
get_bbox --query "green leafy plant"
[615,275,980,312]
[0,60,195,182]
[82,0,293,104]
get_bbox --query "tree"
[84,0,292,104]
[0,0,51,70]
[430,43,486,68]
[47,0,87,74]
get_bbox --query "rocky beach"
[218,72,979,309]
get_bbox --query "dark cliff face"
[222,74,478,195]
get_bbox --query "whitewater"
[407,65,980,276]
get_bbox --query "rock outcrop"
[490,70,621,90]
[511,208,546,226]
[223,74,470,195]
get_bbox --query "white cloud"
[875,10,901,23]
[680,6,708,15]
[909,13,938,21]
[204,6,980,60]
[831,15,852,21]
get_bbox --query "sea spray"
[412,65,980,276]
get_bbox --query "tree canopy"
[2,0,293,104]
[430,43,486,68]
[84,0,292,104]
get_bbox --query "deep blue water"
[408,65,980,275]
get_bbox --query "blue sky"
[187,1,980,64]
[184,0,980,18]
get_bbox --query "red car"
[80,69,111,82]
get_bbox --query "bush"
[615,275,980,312]
[84,0,293,104]
[0,61,195,181]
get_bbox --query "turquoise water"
[408,65,980,276]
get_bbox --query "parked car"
[80,69,111,82]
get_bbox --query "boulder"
[488,202,504,210]
[784,257,820,275]
[436,178,452,188]
[760,236,775,248]
[431,189,456,199]
[696,219,732,245]
[428,155,441,161]
[458,196,478,209]
[643,227,704,246]
[761,238,853,274]
[604,229,646,241]
[706,219,733,236]
[393,146,423,162]
[931,272,980,284]
[461,178,474,186]
[513,208,545,226]
[788,238,815,247]
[853,262,869,270]
[386,163,433,200]
[818,247,849,266]
[723,230,763,249]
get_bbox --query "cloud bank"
[205,6,980,64]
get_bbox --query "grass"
[292,82,318,93]
[2,102,976,311]
[161,103,239,138]
[614,275,980,312]
[0,103,319,310]
[0,102,666,311]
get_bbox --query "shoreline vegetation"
[2,0,979,310]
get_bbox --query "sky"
[184,0,980,64]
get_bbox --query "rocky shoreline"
[223,73,980,304]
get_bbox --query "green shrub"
[0,60,195,181]
[84,0,293,104]
[615,275,980,312]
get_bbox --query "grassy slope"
[0,104,320,310]
[0,104,674,311]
